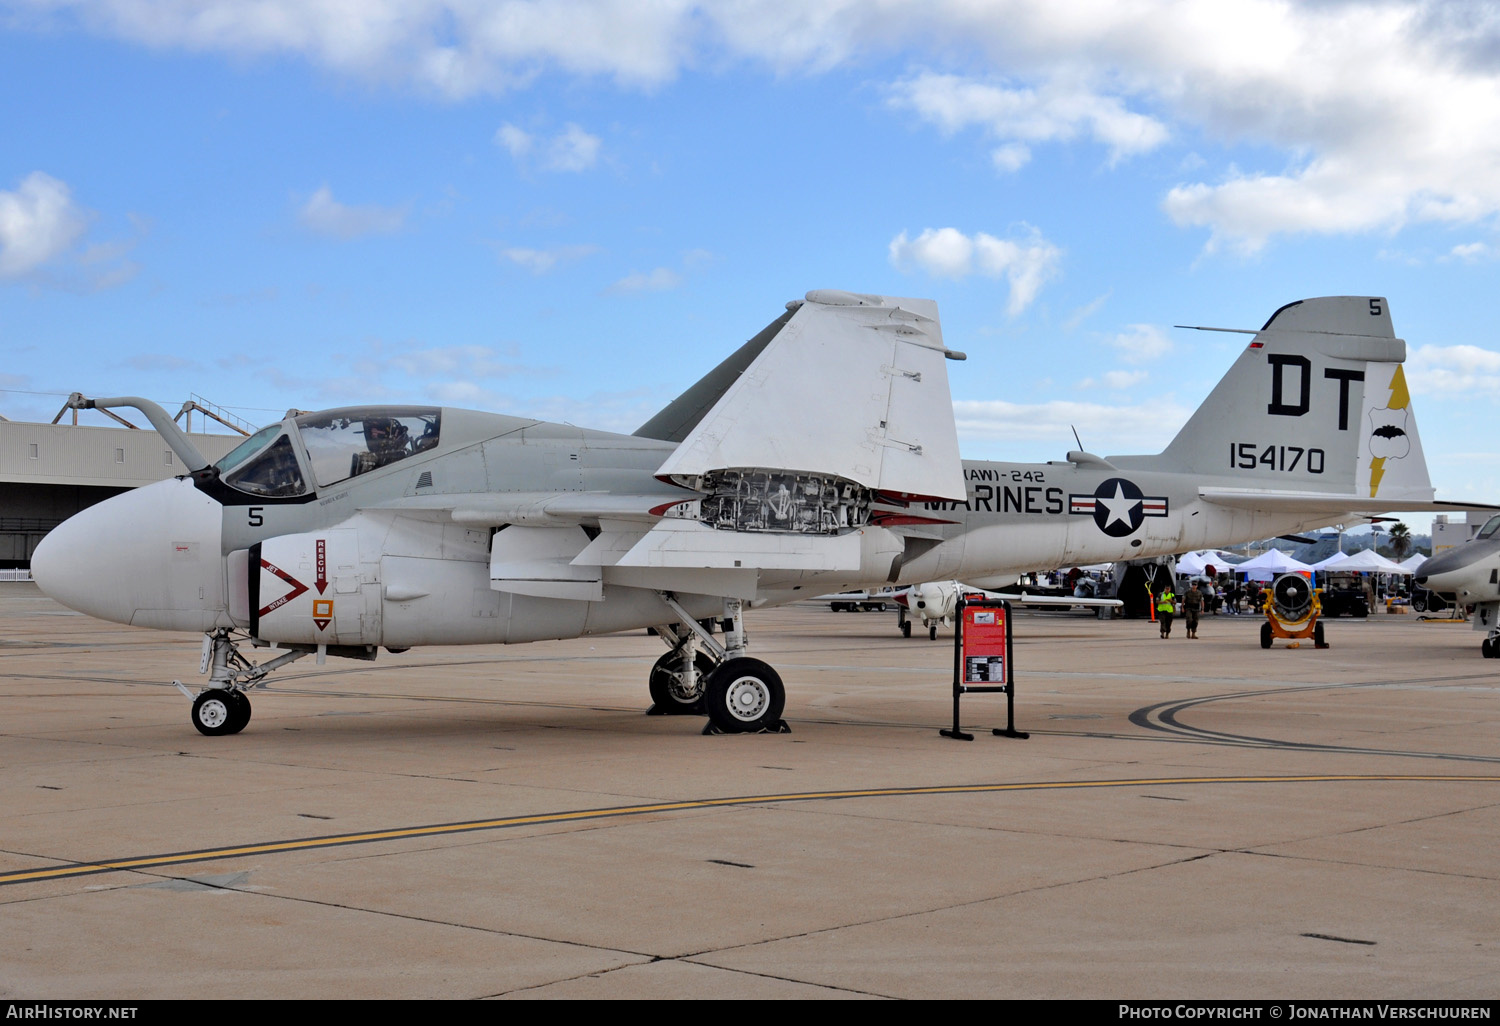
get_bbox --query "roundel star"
[1096,480,1143,534]
[1068,477,1168,538]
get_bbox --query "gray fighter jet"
[1413,516,1500,657]
[33,293,1483,735]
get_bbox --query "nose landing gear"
[176,629,310,736]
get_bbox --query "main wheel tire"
[1260,622,1273,649]
[225,690,252,734]
[901,620,911,638]
[704,657,785,734]
[191,690,237,737]
[929,625,938,641]
[648,649,716,714]
[1482,638,1496,659]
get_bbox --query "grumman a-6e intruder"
[34,293,1482,736]
[32,291,968,735]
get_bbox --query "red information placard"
[961,603,1008,686]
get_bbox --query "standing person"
[1183,580,1204,639]
[1156,581,1177,639]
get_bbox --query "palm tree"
[1388,522,1412,559]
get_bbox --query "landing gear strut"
[654,594,788,734]
[177,629,309,736]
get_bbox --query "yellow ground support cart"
[1260,573,1329,649]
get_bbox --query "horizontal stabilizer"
[654,291,965,503]
[1200,488,1500,515]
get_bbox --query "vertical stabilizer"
[1124,296,1434,505]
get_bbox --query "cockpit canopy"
[296,408,441,488]
[211,407,441,498]
[1477,514,1500,541]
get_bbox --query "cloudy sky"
[3,0,1500,529]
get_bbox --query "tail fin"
[1114,296,1436,508]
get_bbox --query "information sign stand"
[940,597,1029,742]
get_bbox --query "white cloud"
[1063,291,1110,331]
[1106,324,1172,364]
[990,143,1030,173]
[386,345,526,379]
[608,267,682,294]
[546,123,601,171]
[888,225,1061,314]
[499,243,599,273]
[1095,370,1148,389]
[494,122,533,158]
[30,1,1500,249]
[1447,242,1493,262]
[889,71,1169,166]
[953,397,1192,454]
[496,121,602,172]
[298,185,406,239]
[1406,343,1500,394]
[0,171,88,277]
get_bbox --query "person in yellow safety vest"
[1155,584,1176,639]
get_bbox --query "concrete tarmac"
[1,583,1497,1000]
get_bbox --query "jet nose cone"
[32,478,226,629]
[29,528,67,597]
[1412,544,1490,598]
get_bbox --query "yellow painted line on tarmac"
[5,773,1498,887]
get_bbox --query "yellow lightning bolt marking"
[1369,366,1411,497]
[1388,365,1410,409]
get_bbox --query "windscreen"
[222,434,307,497]
[214,423,282,476]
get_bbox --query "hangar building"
[1,400,248,569]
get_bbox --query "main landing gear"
[650,594,788,734]
[176,628,310,736]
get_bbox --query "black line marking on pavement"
[1129,680,1500,764]
[1302,932,1377,946]
[4,773,1498,888]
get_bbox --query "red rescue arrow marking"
[257,559,309,617]
[315,538,328,595]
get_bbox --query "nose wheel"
[191,688,252,736]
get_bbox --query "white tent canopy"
[1399,553,1427,573]
[1309,551,1351,571]
[1175,549,1248,576]
[1234,549,1314,581]
[1329,548,1411,574]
